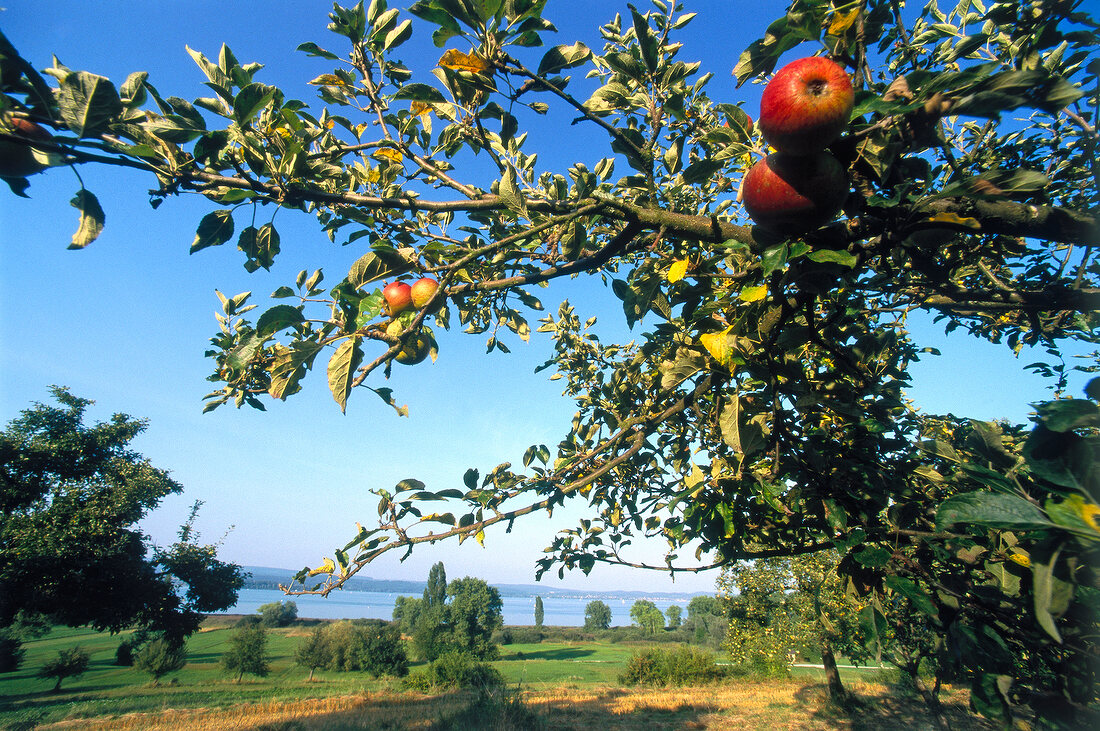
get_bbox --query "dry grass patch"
[37,680,1002,731]
[38,691,465,731]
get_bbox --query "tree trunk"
[308,667,315,682]
[820,637,847,703]
[52,677,62,692]
[907,662,951,731]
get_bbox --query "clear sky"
[0,1,1090,596]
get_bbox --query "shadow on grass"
[500,647,596,662]
[793,682,1001,731]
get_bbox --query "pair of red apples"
[741,56,854,233]
[382,277,440,315]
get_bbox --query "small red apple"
[758,57,854,155]
[741,151,848,232]
[382,280,412,315]
[0,117,52,178]
[410,276,440,310]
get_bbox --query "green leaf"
[327,338,363,413]
[68,190,105,249]
[1035,399,1100,432]
[233,83,277,125]
[806,248,857,267]
[936,492,1053,532]
[761,243,788,276]
[347,248,415,289]
[394,83,449,104]
[681,157,723,185]
[238,223,281,271]
[1031,543,1072,643]
[296,42,340,60]
[191,210,235,253]
[268,341,322,400]
[58,71,123,137]
[537,42,591,76]
[629,7,658,74]
[256,305,305,337]
[384,19,414,51]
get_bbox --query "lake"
[220,588,693,627]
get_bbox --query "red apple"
[758,57,854,155]
[0,117,52,178]
[741,151,848,232]
[382,280,412,315]
[410,276,440,310]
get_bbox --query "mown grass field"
[1,622,997,730]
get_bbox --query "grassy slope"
[1,625,991,730]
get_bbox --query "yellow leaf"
[372,147,403,164]
[307,557,336,577]
[927,212,981,229]
[410,101,432,118]
[667,259,690,283]
[700,327,733,367]
[310,74,346,87]
[1008,551,1031,568]
[740,285,768,302]
[475,529,486,547]
[439,49,492,73]
[828,7,860,35]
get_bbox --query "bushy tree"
[584,600,612,631]
[295,625,332,681]
[394,565,503,661]
[258,600,298,627]
[684,595,727,648]
[4,1,1099,724]
[134,637,188,685]
[719,549,869,698]
[322,619,408,676]
[0,388,245,644]
[629,600,664,634]
[221,622,270,682]
[38,646,89,692]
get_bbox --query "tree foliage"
[221,622,270,682]
[0,387,245,643]
[38,646,89,692]
[393,565,503,660]
[258,600,299,627]
[630,599,665,634]
[3,0,1099,723]
[584,599,612,630]
[134,637,188,685]
[534,595,544,627]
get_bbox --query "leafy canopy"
[2,0,1099,724]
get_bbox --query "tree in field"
[584,600,613,631]
[3,1,1099,724]
[534,595,544,628]
[424,561,448,609]
[38,646,89,692]
[629,600,664,634]
[134,637,188,686]
[321,619,408,676]
[258,600,298,627]
[665,604,682,629]
[0,388,245,645]
[684,595,727,647]
[719,550,869,700]
[221,622,270,682]
[393,565,503,660]
[295,625,333,681]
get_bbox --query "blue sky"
[1,1,1089,596]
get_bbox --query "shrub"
[403,651,504,692]
[258,600,298,627]
[114,639,135,667]
[619,645,724,686]
[0,630,25,673]
[134,637,187,684]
